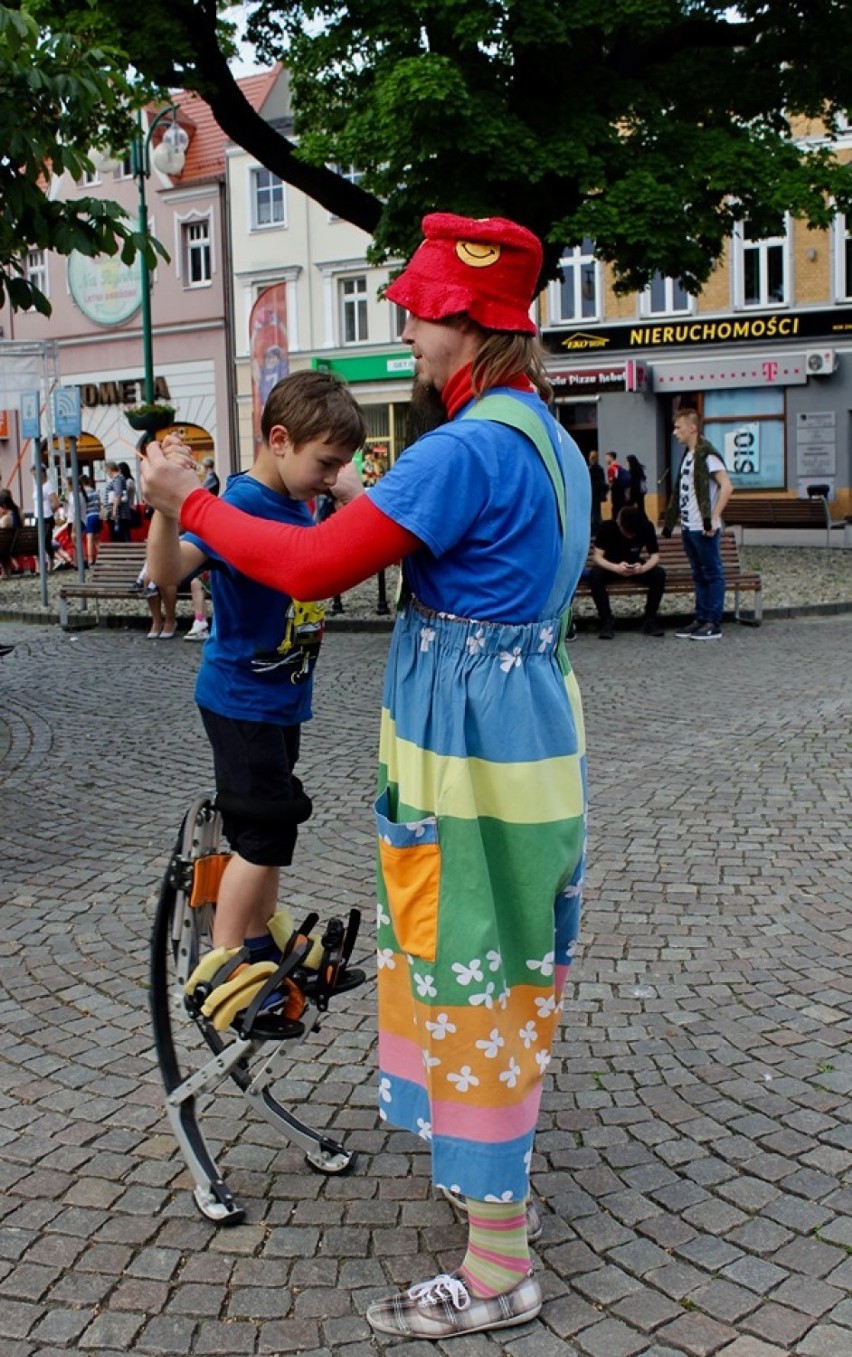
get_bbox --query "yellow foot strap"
[268,908,324,970]
[199,961,279,1032]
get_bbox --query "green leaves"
[19,0,852,294]
[0,3,150,312]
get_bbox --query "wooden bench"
[0,525,41,574]
[58,542,189,629]
[574,530,763,624]
[722,496,839,546]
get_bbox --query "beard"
[403,376,447,450]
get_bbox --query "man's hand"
[330,460,365,506]
[141,441,202,520]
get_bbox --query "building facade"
[0,80,264,511]
[539,123,852,523]
[226,69,411,470]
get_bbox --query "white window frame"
[546,239,601,325]
[25,248,48,305]
[639,271,694,318]
[733,218,790,309]
[250,166,286,230]
[81,169,100,188]
[833,213,852,301]
[339,274,369,345]
[178,214,213,287]
[390,301,407,341]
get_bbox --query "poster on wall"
[724,423,761,478]
[249,283,289,458]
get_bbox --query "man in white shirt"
[663,409,733,640]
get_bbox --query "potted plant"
[124,401,176,434]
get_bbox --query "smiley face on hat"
[455,240,502,268]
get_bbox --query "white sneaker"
[184,620,209,642]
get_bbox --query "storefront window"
[703,388,785,490]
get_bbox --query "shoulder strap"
[461,393,576,671]
[461,394,566,535]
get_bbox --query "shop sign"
[312,353,416,382]
[551,364,646,394]
[68,251,143,327]
[652,355,810,390]
[543,307,852,355]
[78,378,172,408]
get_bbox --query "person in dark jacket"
[626,454,647,514]
[587,450,607,533]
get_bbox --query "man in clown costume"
[142,212,590,1341]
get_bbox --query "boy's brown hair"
[261,370,366,451]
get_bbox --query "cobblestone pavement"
[0,614,851,1356]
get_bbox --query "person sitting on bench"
[590,504,666,638]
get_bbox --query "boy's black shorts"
[199,707,307,866]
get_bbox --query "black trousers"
[589,564,666,619]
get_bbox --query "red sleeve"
[179,488,421,599]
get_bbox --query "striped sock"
[459,1198,532,1299]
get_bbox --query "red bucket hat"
[385,213,543,335]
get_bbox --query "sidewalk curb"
[1,599,851,632]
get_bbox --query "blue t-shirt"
[183,473,324,724]
[369,389,590,621]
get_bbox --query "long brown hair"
[470,331,553,403]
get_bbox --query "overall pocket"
[375,788,441,962]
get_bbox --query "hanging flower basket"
[125,403,176,434]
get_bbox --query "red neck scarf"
[442,362,534,420]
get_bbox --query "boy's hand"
[330,460,365,506]
[141,441,202,520]
[157,432,197,471]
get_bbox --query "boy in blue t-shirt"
[145,371,365,1029]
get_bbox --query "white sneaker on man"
[184,619,209,642]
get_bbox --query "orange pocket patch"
[375,790,441,962]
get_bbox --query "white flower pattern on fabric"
[499,646,523,673]
[469,982,496,1008]
[452,958,484,986]
[447,1065,479,1093]
[377,948,396,969]
[413,971,438,999]
[476,1028,505,1058]
[484,1190,516,1203]
[419,626,436,652]
[519,1021,538,1049]
[536,1050,552,1074]
[379,1077,392,1103]
[535,993,559,1018]
[466,628,486,656]
[527,951,555,978]
[425,1012,457,1040]
[416,1118,432,1140]
[538,625,554,651]
[405,820,428,838]
[486,949,502,972]
[377,903,391,928]
[497,983,511,1008]
[422,1051,441,1071]
[499,1058,521,1088]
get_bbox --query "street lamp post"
[131,107,189,406]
